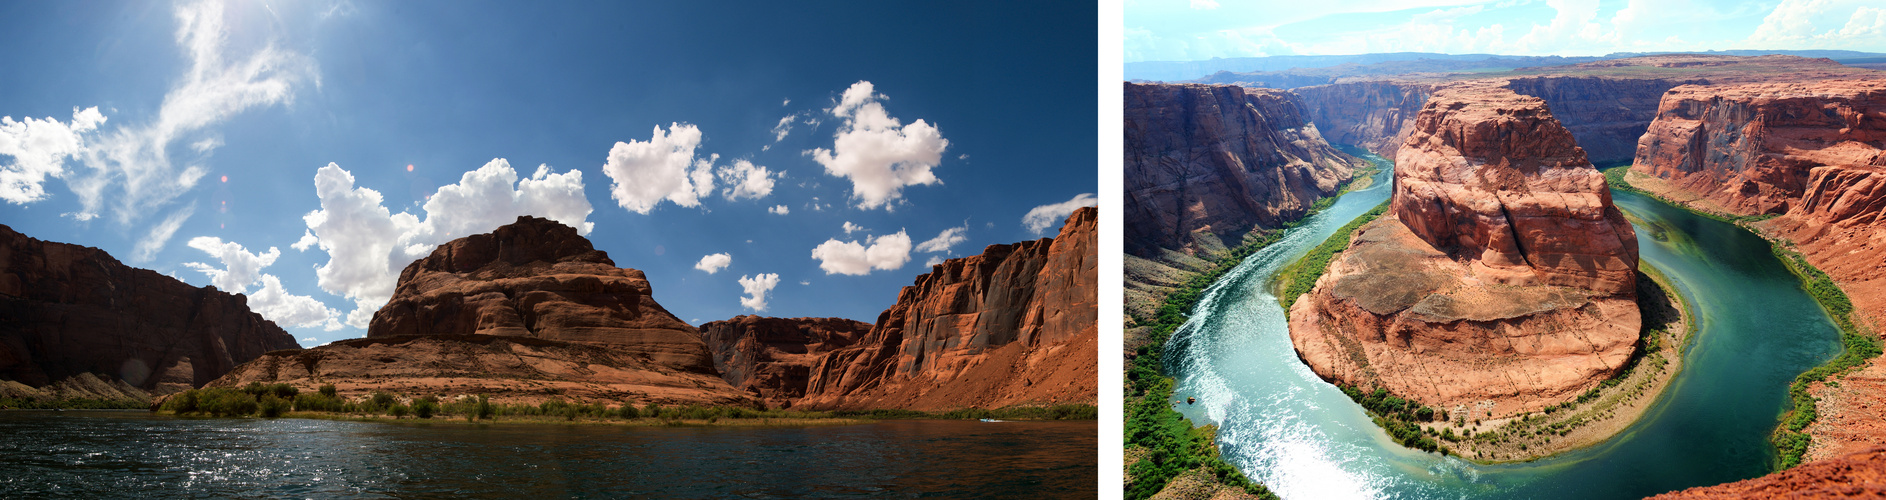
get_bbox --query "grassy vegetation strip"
[1337,385,1449,454]
[158,382,1093,423]
[0,397,147,410]
[1770,245,1883,470]
[1602,164,1879,471]
[1274,201,1390,312]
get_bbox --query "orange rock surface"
[1289,84,1641,417]
[797,207,1097,411]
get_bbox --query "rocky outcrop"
[699,316,871,408]
[368,216,718,372]
[1124,83,1363,259]
[797,207,1098,411]
[1288,84,1642,417]
[1628,79,1886,326]
[0,224,298,398]
[1646,446,1886,499]
[210,216,751,406]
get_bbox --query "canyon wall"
[1294,81,1437,158]
[1288,84,1642,417]
[797,207,1097,411]
[1123,82,1363,259]
[0,224,299,397]
[212,216,751,405]
[698,316,871,408]
[1504,76,1700,163]
[1648,446,1886,499]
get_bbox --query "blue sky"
[0,0,1097,346]
[1126,0,1886,62]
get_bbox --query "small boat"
[979,418,1004,422]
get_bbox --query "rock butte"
[212,216,753,406]
[1288,82,1642,418]
[698,316,871,409]
[793,207,1098,411]
[0,224,298,401]
[1626,77,1886,462]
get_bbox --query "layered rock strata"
[797,207,1098,411]
[1123,82,1363,259]
[1626,78,1886,462]
[698,316,871,408]
[211,216,750,405]
[1288,84,1642,417]
[0,224,298,397]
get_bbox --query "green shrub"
[258,395,291,418]
[618,405,641,419]
[390,403,411,418]
[319,384,337,398]
[161,389,201,414]
[197,388,258,417]
[414,398,438,419]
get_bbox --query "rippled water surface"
[0,412,1095,498]
[1167,152,1844,499]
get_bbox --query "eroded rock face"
[1289,85,1642,417]
[1630,80,1886,216]
[1647,446,1886,499]
[1504,76,1700,163]
[368,216,716,371]
[1295,80,1437,158]
[0,224,299,397]
[797,207,1098,411]
[698,316,871,408]
[211,216,751,406]
[1124,83,1362,259]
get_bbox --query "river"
[1166,153,1844,499]
[0,412,1095,498]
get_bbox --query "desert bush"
[160,389,201,413]
[390,403,411,418]
[197,388,258,417]
[319,384,337,398]
[258,395,291,418]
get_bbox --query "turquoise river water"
[0,412,1095,498]
[1166,154,1843,499]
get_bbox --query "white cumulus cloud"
[807,81,948,210]
[183,236,342,330]
[1023,193,1097,235]
[810,230,911,276]
[299,159,594,329]
[0,107,105,204]
[768,205,789,215]
[738,273,780,311]
[915,224,968,254]
[842,221,866,234]
[717,159,778,201]
[601,123,714,214]
[695,253,732,274]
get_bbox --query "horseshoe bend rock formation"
[0,224,299,399]
[1123,82,1363,259]
[1288,84,1642,417]
[698,316,871,408]
[795,207,1097,411]
[210,216,750,405]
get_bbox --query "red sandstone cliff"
[1626,78,1886,462]
[796,207,1097,411]
[0,224,299,397]
[1288,84,1642,417]
[698,316,871,408]
[1123,82,1363,259]
[209,216,751,406]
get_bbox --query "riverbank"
[1605,165,1882,470]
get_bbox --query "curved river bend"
[1167,156,1843,499]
